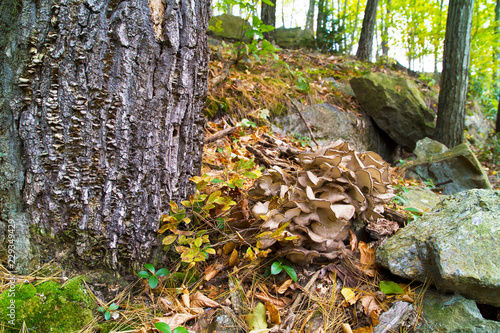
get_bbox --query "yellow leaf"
[341,287,357,305]
[170,201,178,214]
[223,241,236,255]
[162,235,177,245]
[265,301,281,325]
[228,249,239,267]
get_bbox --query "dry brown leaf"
[190,291,220,308]
[223,241,236,255]
[349,229,358,252]
[398,293,414,303]
[359,242,375,267]
[254,293,287,308]
[276,279,293,294]
[181,288,190,308]
[154,313,197,328]
[265,301,281,325]
[159,297,174,312]
[228,249,239,267]
[360,295,383,316]
[352,326,373,333]
[204,263,223,281]
[341,287,358,306]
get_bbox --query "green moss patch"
[0,277,94,332]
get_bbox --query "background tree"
[356,0,379,61]
[0,0,210,273]
[434,0,475,147]
[305,0,317,31]
[495,0,500,132]
[261,0,277,41]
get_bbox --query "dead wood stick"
[383,208,409,227]
[287,97,320,147]
[205,126,238,143]
[246,146,271,168]
[290,269,322,313]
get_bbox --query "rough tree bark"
[261,0,276,41]
[434,0,474,147]
[356,0,379,61]
[0,0,209,273]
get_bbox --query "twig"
[382,208,409,227]
[205,126,238,143]
[290,269,322,313]
[287,97,320,147]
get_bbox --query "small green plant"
[97,303,119,321]
[270,259,297,282]
[291,132,312,147]
[137,264,170,289]
[155,322,189,333]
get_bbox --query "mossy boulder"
[275,27,315,49]
[405,138,491,194]
[350,73,435,150]
[209,14,251,41]
[376,189,500,307]
[0,277,94,332]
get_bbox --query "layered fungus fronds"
[250,140,394,264]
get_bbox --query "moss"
[0,277,95,333]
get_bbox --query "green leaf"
[283,265,297,282]
[270,261,283,275]
[155,322,172,333]
[149,275,159,289]
[97,306,105,312]
[379,280,404,295]
[243,171,258,179]
[405,207,422,213]
[262,0,274,6]
[144,263,155,274]
[104,311,111,321]
[173,327,189,333]
[211,178,224,184]
[137,271,151,278]
[156,268,170,277]
[108,303,119,311]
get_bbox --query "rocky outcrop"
[404,138,492,194]
[209,14,251,41]
[376,189,500,307]
[417,289,500,332]
[272,103,395,161]
[350,73,435,150]
[275,27,315,49]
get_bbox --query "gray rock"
[209,14,251,41]
[324,77,355,97]
[376,189,500,306]
[272,103,393,160]
[399,186,444,213]
[416,289,500,332]
[465,107,494,146]
[275,27,315,49]
[350,73,435,150]
[405,139,491,194]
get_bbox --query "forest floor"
[1,41,499,333]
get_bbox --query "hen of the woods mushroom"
[250,140,394,264]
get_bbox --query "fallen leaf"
[181,288,190,308]
[359,242,375,267]
[159,297,174,312]
[154,313,197,328]
[379,280,404,295]
[223,241,236,255]
[265,301,281,325]
[360,295,383,316]
[341,287,358,306]
[352,326,372,333]
[349,229,358,252]
[245,302,268,330]
[228,249,239,267]
[276,279,293,294]
[190,291,220,308]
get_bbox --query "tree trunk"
[381,0,391,56]
[306,0,316,31]
[316,0,327,48]
[356,0,379,61]
[495,0,500,132]
[434,0,474,148]
[0,0,209,273]
[261,0,277,41]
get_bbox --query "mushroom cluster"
[250,140,394,264]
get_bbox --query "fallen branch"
[287,97,320,147]
[205,126,238,143]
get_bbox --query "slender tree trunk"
[261,0,277,41]
[349,0,361,54]
[316,0,327,48]
[306,0,316,31]
[434,0,474,148]
[356,0,379,61]
[434,0,445,74]
[0,0,209,273]
[381,0,391,56]
[495,0,500,132]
